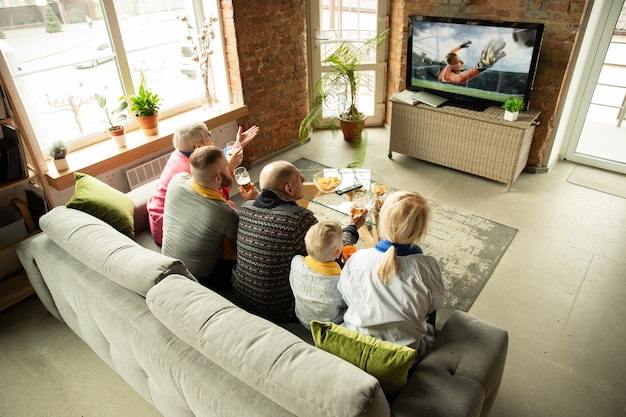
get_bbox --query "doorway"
[307,0,389,125]
[562,0,626,174]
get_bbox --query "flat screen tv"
[407,16,544,111]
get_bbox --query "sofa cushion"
[66,172,135,238]
[310,320,416,397]
[39,206,195,296]
[390,311,508,417]
[147,275,391,417]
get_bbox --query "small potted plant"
[503,97,525,121]
[48,139,69,172]
[127,76,161,136]
[95,93,128,149]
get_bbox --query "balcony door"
[561,0,626,173]
[307,0,389,125]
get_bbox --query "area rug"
[567,165,626,199]
[232,158,518,328]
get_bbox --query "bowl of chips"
[370,183,390,211]
[370,182,390,197]
[313,169,343,193]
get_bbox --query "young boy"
[289,221,347,329]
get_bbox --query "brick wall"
[225,0,588,168]
[220,0,308,165]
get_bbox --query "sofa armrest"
[391,311,508,417]
[16,234,63,321]
[126,181,157,234]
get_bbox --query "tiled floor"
[1,127,625,416]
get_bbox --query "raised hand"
[460,40,472,48]
[477,39,507,70]
[236,125,260,147]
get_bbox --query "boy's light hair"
[173,121,211,153]
[305,222,343,262]
[377,191,430,284]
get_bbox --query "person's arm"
[342,225,359,246]
[448,40,471,55]
[341,210,367,245]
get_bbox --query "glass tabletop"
[298,168,394,247]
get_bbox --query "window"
[0,0,228,158]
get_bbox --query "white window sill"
[45,103,248,190]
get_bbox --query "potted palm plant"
[503,96,525,121]
[48,139,69,172]
[127,76,161,136]
[95,93,128,148]
[299,29,390,145]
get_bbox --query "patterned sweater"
[233,190,318,322]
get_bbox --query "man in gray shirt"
[162,145,240,290]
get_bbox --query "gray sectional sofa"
[16,181,509,417]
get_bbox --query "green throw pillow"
[66,172,135,238]
[310,320,417,397]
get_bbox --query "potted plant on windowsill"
[503,97,525,121]
[299,29,390,166]
[48,139,69,172]
[127,76,161,136]
[95,93,128,149]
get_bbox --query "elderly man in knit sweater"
[232,161,365,322]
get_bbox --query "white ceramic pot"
[504,110,519,121]
[110,126,126,149]
[53,157,69,172]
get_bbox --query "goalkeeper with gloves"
[438,39,506,84]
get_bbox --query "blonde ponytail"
[377,244,398,285]
[376,191,430,285]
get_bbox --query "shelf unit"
[0,86,53,311]
[388,99,542,191]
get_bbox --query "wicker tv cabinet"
[388,99,541,191]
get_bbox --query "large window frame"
[0,0,231,169]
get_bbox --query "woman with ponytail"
[338,191,445,360]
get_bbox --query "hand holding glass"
[224,141,241,157]
[351,191,369,216]
[234,167,253,192]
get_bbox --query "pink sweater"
[147,150,232,245]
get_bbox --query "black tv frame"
[406,15,544,111]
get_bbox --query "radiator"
[125,153,170,190]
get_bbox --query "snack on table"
[313,170,343,193]
[371,183,389,196]
[316,175,341,191]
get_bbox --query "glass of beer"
[233,166,253,192]
[351,191,369,216]
[224,141,241,157]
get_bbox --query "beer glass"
[234,166,253,192]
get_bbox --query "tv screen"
[407,16,544,111]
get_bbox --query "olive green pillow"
[310,320,417,397]
[66,172,135,238]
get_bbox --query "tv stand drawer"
[388,100,541,191]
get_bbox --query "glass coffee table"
[297,168,393,248]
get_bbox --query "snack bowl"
[313,169,343,193]
[370,182,390,211]
[370,182,390,197]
